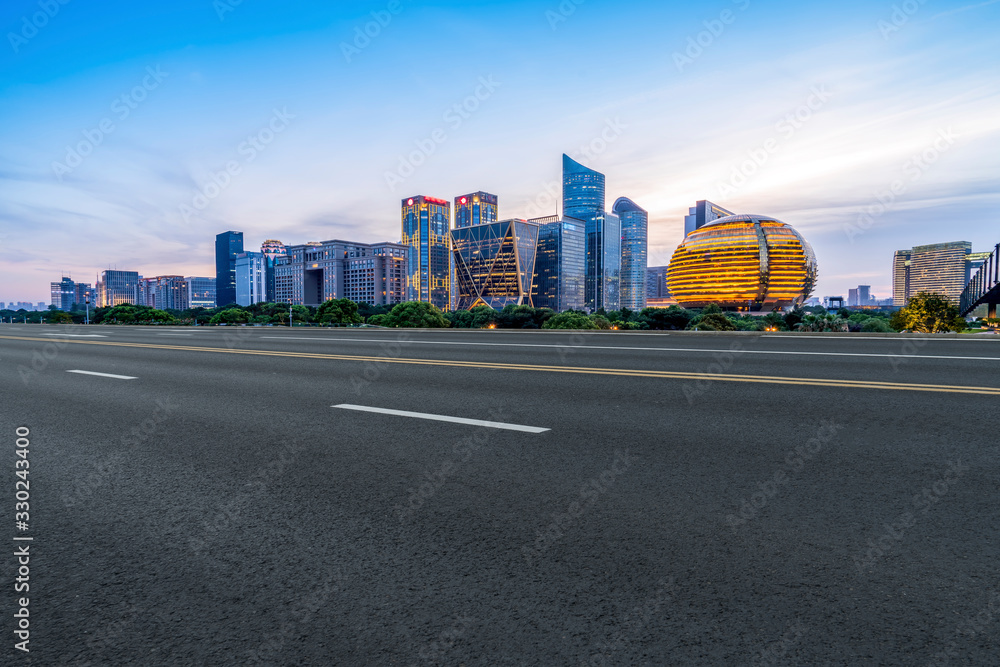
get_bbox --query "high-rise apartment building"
[139,276,189,310]
[454,192,498,229]
[562,154,620,311]
[274,240,407,307]
[186,277,216,309]
[684,200,734,236]
[215,231,244,307]
[451,218,539,311]
[97,270,140,307]
[892,250,911,307]
[530,215,586,312]
[235,252,269,306]
[401,196,451,309]
[893,242,972,305]
[613,197,648,311]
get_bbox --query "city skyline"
[2,0,1000,303]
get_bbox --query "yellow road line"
[2,334,999,396]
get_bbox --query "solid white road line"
[266,337,1000,361]
[66,370,137,380]
[762,335,999,342]
[40,333,107,338]
[332,404,549,433]
[157,334,193,336]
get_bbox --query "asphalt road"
[2,323,999,666]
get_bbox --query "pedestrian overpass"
[960,243,1000,318]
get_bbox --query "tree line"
[2,292,984,333]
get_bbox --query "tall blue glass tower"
[613,197,648,311]
[215,230,244,308]
[562,154,619,311]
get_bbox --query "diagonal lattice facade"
[451,220,539,311]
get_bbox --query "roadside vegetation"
[3,291,989,333]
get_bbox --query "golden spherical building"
[666,214,817,310]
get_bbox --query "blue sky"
[2,0,999,303]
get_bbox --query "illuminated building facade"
[666,214,817,310]
[451,219,539,310]
[454,192,498,229]
[562,154,620,311]
[274,240,407,306]
[530,215,586,312]
[892,250,911,307]
[893,241,972,305]
[215,231,244,307]
[186,277,216,309]
[614,197,648,310]
[401,196,451,309]
[97,270,140,307]
[50,277,76,310]
[684,200,734,236]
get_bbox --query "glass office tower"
[215,231,244,308]
[530,216,586,312]
[186,277,217,309]
[401,196,451,309]
[451,219,539,310]
[97,270,140,307]
[454,192,498,229]
[562,154,619,311]
[613,197,648,311]
[684,200,734,236]
[50,277,76,310]
[235,252,269,306]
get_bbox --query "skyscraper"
[646,266,670,300]
[215,231,244,308]
[50,277,76,310]
[530,215,586,312]
[235,252,269,306]
[613,197,648,311]
[401,196,451,310]
[893,242,972,305]
[684,200,734,236]
[451,218,539,311]
[562,154,619,311]
[454,192,498,229]
[892,250,911,307]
